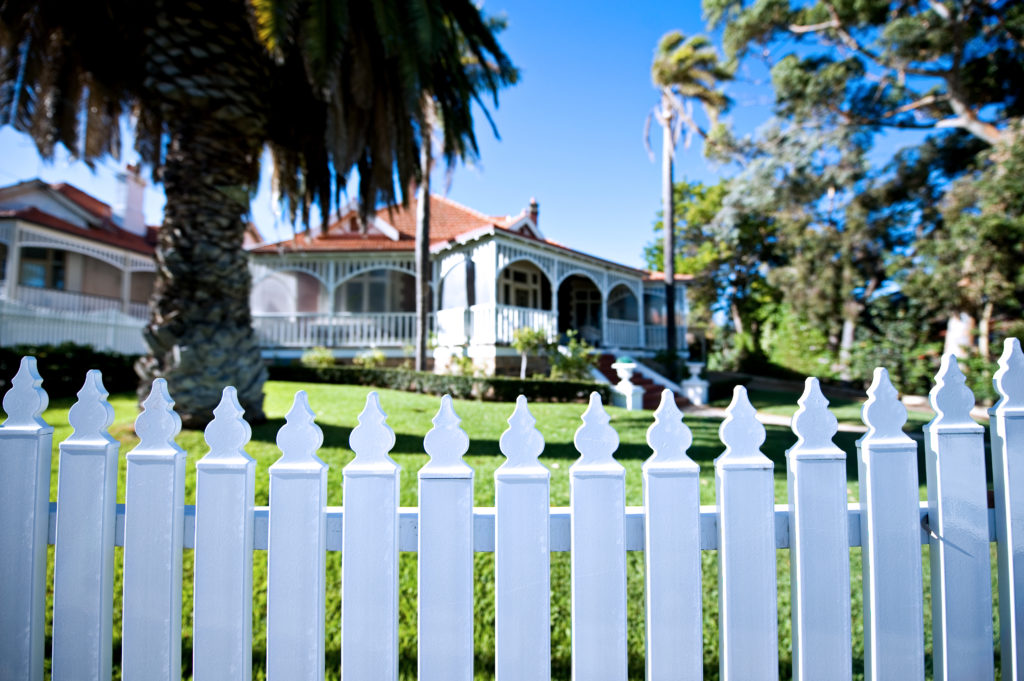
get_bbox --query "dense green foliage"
[0,343,138,398]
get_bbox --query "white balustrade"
[787,379,851,681]
[643,390,701,681]
[0,299,146,355]
[716,386,778,681]
[342,392,401,681]
[858,368,924,681]
[419,396,475,681]
[495,396,550,681]
[605,319,640,348]
[0,358,52,681]
[643,325,686,351]
[570,392,627,681]
[252,311,427,348]
[193,387,256,681]
[51,371,118,681]
[493,304,557,344]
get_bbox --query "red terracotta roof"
[52,182,113,220]
[0,207,155,255]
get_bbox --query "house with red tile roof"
[249,194,690,373]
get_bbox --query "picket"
[266,391,327,681]
[419,395,475,681]
[992,338,1024,681]
[0,358,52,681]
[924,355,995,681]
[570,392,627,681]
[342,391,401,681]
[715,386,778,681]
[50,371,119,681]
[858,368,925,681]
[121,379,187,681]
[642,390,701,681]
[786,378,851,681]
[193,387,256,681]
[494,396,550,681]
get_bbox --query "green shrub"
[352,347,386,369]
[0,342,139,399]
[550,330,596,380]
[299,346,335,368]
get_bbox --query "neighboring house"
[249,195,690,374]
[0,171,156,355]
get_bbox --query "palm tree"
[0,0,515,426]
[647,31,732,379]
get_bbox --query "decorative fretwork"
[496,243,556,284]
[16,226,155,272]
[607,275,643,303]
[556,261,607,292]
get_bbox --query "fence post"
[495,396,550,681]
[570,392,626,681]
[50,371,118,681]
[643,390,701,681]
[991,338,1024,681]
[419,395,474,681]
[786,378,851,681]
[193,387,255,681]
[267,391,327,681]
[121,379,187,681]
[716,386,778,681]
[0,358,52,681]
[858,368,924,681]
[342,392,400,681]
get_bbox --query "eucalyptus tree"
[646,31,732,378]
[0,0,514,425]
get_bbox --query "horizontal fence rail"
[2,339,1023,681]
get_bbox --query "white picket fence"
[2,339,1024,681]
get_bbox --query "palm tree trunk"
[135,121,267,427]
[661,105,677,380]
[415,131,432,373]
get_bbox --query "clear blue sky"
[0,1,778,269]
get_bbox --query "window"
[19,248,65,289]
[335,269,415,313]
[607,285,639,321]
[499,261,549,309]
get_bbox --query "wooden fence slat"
[495,396,550,681]
[643,390,701,681]
[786,379,851,681]
[193,387,255,681]
[716,386,778,681]
[418,396,474,681]
[991,338,1024,681]
[858,368,924,681]
[570,392,626,681]
[267,391,327,681]
[342,392,400,681]
[121,379,187,681]
[0,358,52,681]
[50,371,118,681]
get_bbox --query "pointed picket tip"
[644,389,695,468]
[788,377,842,456]
[2,356,49,429]
[929,354,980,430]
[66,370,115,442]
[994,337,1024,415]
[860,367,914,446]
[202,386,253,462]
[716,385,769,467]
[422,394,471,474]
[133,378,184,454]
[498,395,546,470]
[348,391,397,467]
[275,390,326,467]
[572,391,620,467]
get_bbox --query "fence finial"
[994,338,1024,414]
[349,391,396,464]
[646,389,693,462]
[573,391,619,463]
[718,386,767,461]
[861,367,913,444]
[67,370,115,442]
[135,378,182,451]
[791,378,838,451]
[203,386,251,458]
[499,395,545,465]
[930,354,979,428]
[276,391,324,463]
[423,395,470,471]
[2,356,48,428]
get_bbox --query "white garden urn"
[610,357,644,411]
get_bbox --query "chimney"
[528,197,539,226]
[113,164,147,236]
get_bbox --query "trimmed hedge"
[268,364,611,403]
[0,343,139,399]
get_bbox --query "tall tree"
[0,0,515,425]
[647,31,732,379]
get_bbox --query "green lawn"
[24,380,996,680]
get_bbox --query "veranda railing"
[1,340,1023,681]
